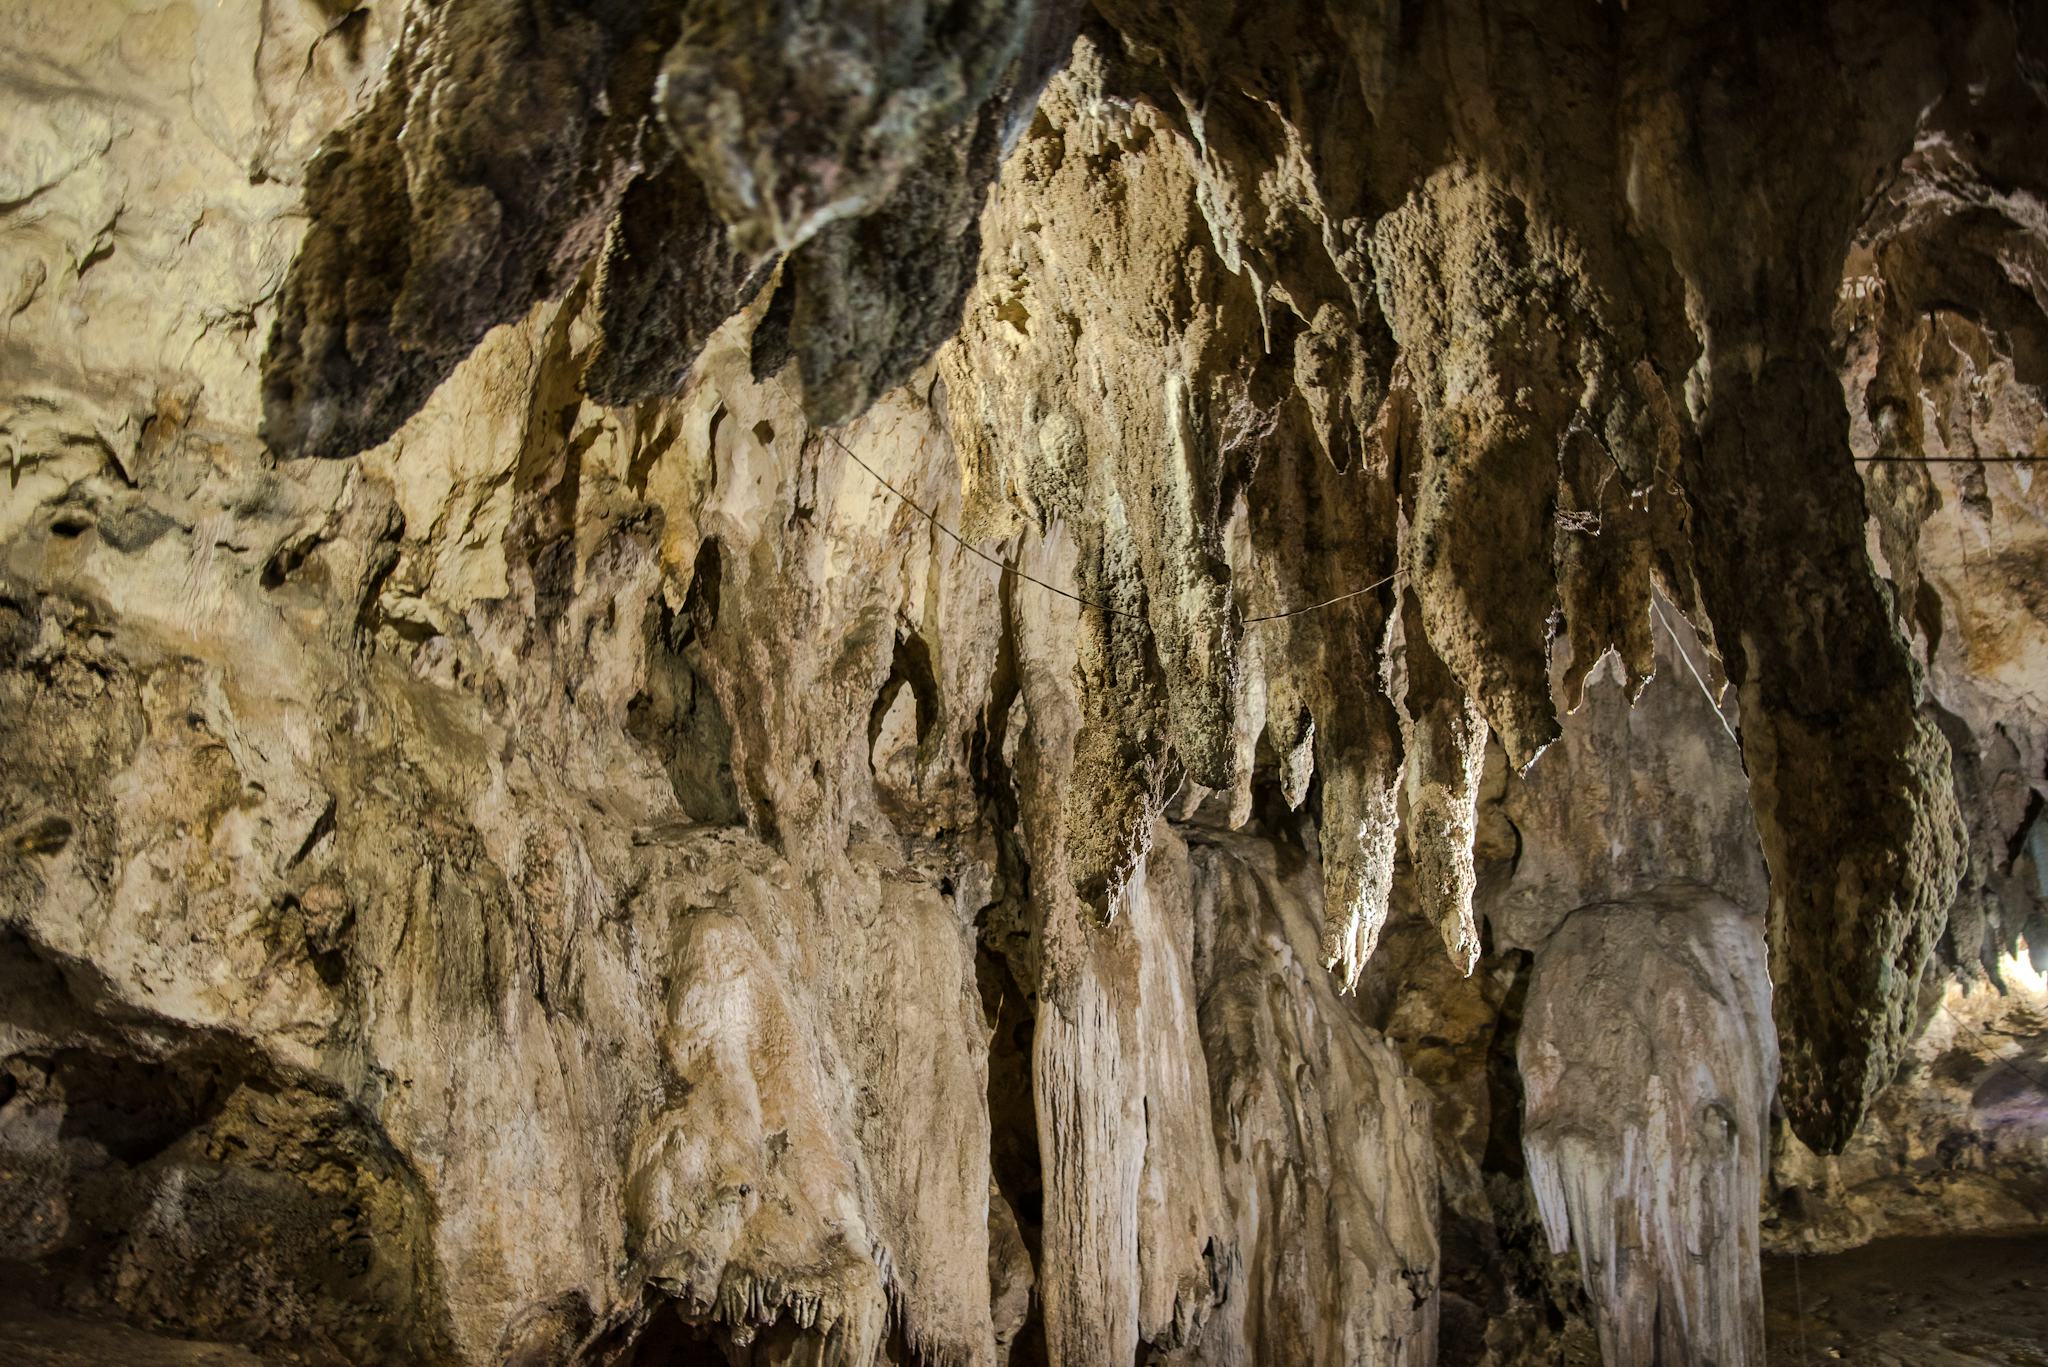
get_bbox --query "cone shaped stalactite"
[1551,365,1685,713]
[1372,167,1575,772]
[1400,590,1489,978]
[1616,2,1976,1148]
[944,39,1277,916]
[767,114,996,426]
[1062,538,1170,918]
[1686,349,1971,1154]
[1244,404,1406,987]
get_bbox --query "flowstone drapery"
[3,2,2045,1363]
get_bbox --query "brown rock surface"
[2,2,2045,1364]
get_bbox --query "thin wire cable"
[803,405,1405,625]
[1938,1000,2048,1096]
[1651,597,1740,745]
[799,402,2025,639]
[1854,455,2039,463]
[804,411,1140,619]
[1243,569,1405,623]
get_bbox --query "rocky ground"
[1762,1235,2048,1366]
[1,1260,272,1366]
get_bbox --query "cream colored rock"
[3,3,2047,1366]
[1522,895,1777,1367]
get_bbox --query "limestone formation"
[2,2,2045,1365]
[1522,895,1778,1367]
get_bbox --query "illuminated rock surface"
[1,1,2044,1363]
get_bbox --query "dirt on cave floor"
[1764,1233,2048,1366]
[5,1238,2048,1365]
[0,1261,274,1366]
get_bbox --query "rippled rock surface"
[2,1,2044,1363]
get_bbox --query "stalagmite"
[1521,895,1777,1367]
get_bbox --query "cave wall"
[2,1,2045,1365]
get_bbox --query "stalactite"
[1245,403,1405,988]
[1372,166,1572,773]
[7,2,2047,1363]
[1400,589,1489,977]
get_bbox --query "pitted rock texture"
[3,1,2047,1365]
[261,0,679,457]
[263,0,1083,452]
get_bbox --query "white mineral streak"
[1318,762,1404,990]
[1187,829,1441,1365]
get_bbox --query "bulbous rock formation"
[2,1,2045,1364]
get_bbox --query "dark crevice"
[50,1047,234,1164]
[0,930,454,1363]
[1438,944,1582,1364]
[682,536,722,642]
[749,270,798,384]
[2004,788,2043,874]
[969,568,1047,1366]
[577,1293,855,1365]
[977,942,1046,1367]
[289,795,338,867]
[626,549,740,827]
[867,627,940,762]
[1480,947,1533,1181]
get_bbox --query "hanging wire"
[799,399,2028,643]
[805,412,1142,620]
[1242,569,1405,623]
[802,408,1404,625]
[1938,1000,2048,1096]
[1650,597,1740,746]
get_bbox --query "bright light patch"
[2000,941,2047,999]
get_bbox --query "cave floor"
[5,1237,2048,1365]
[1764,1233,2048,1365]
[0,1262,271,1366]
[0,1312,269,1366]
